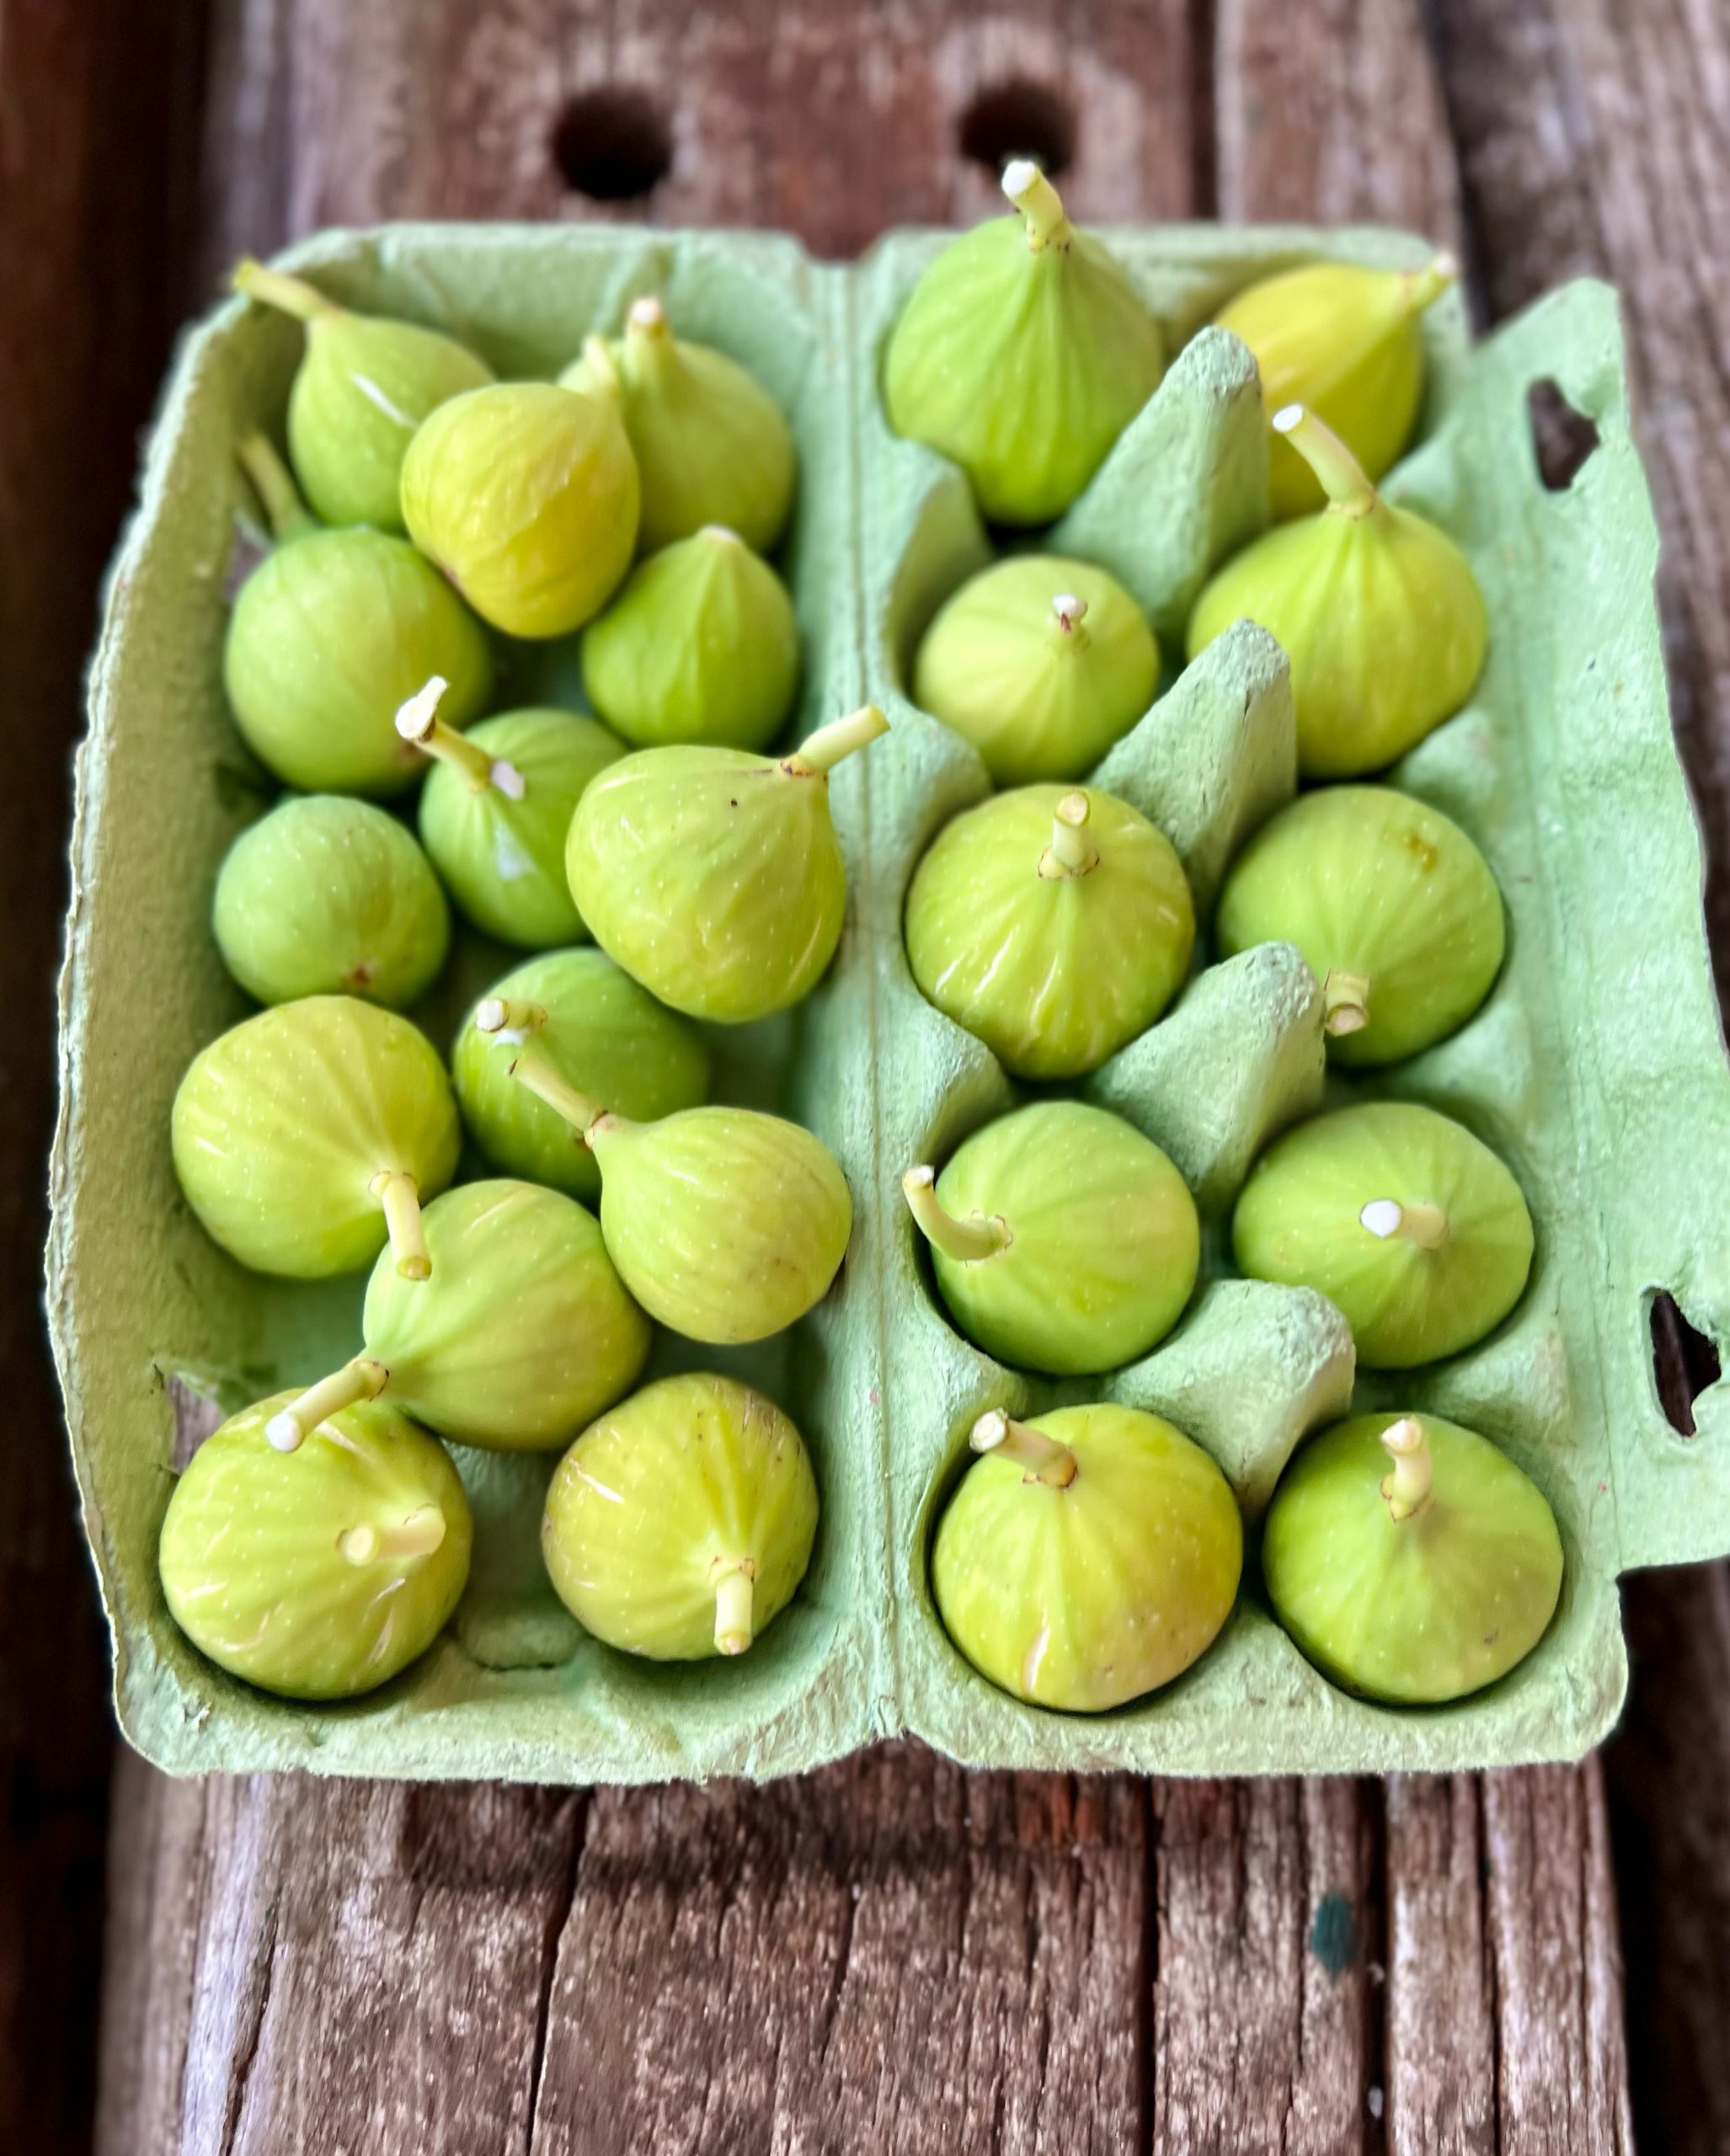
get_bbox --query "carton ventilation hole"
[552,88,671,202]
[1649,1291,1720,1434]
[1527,379,1600,491]
[956,80,1075,179]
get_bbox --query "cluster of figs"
[158,166,1565,1727]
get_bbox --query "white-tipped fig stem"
[712,1561,756,1655]
[475,996,549,1038]
[265,1357,389,1454]
[1271,404,1380,518]
[1359,1198,1450,1250]
[1323,969,1371,1037]
[783,704,890,777]
[1049,594,1091,650]
[395,676,494,792]
[505,1038,604,1136]
[1403,250,1459,317]
[339,1506,447,1566]
[623,295,675,386]
[902,1166,1011,1263]
[971,1410,1079,1489]
[1041,790,1098,878]
[1380,1417,1434,1521]
[232,257,337,322]
[371,1171,431,1279]
[236,431,317,542]
[1001,159,1071,251]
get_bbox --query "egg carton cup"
[49,221,1730,1784]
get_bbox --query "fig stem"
[1001,159,1071,253]
[902,1166,1012,1263]
[371,1171,431,1279]
[1323,969,1371,1037]
[265,1357,389,1454]
[1041,791,1098,878]
[579,332,623,398]
[395,676,493,792]
[1272,404,1380,519]
[783,704,890,777]
[971,1409,1078,1489]
[1359,1198,1450,1250]
[235,432,318,543]
[1050,594,1092,651]
[712,1561,756,1656]
[1380,1417,1434,1521]
[505,1038,604,1136]
[232,257,337,323]
[624,295,675,387]
[1402,251,1459,318]
[340,1506,447,1566]
[475,996,549,1038]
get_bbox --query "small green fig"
[232,258,494,532]
[452,951,709,1202]
[1215,785,1505,1065]
[264,1180,650,1455]
[400,382,639,638]
[1187,404,1487,778]
[904,1102,1198,1374]
[158,1390,471,1700]
[567,704,889,1023]
[225,435,492,796]
[396,676,624,946]
[1215,253,1458,519]
[932,1406,1241,1711]
[905,785,1194,1079]
[542,1372,819,1659]
[1231,1102,1533,1368]
[911,556,1159,783]
[559,296,798,556]
[1263,1412,1564,1703]
[212,793,450,1009]
[579,525,801,751]
[882,162,1165,526]
[172,995,460,1280]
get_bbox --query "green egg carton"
[49,219,1730,1784]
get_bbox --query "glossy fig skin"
[911,556,1159,784]
[1263,1412,1564,1704]
[590,1107,852,1345]
[158,1391,471,1700]
[400,382,640,638]
[542,1372,819,1660]
[932,1405,1242,1712]
[916,1102,1199,1375]
[172,996,460,1278]
[580,526,801,752]
[417,706,625,947]
[452,950,710,1203]
[1215,786,1505,1065]
[1231,1102,1534,1369]
[905,785,1194,1080]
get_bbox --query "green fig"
[932,1406,1241,1711]
[1215,785,1505,1065]
[232,258,494,532]
[558,296,798,556]
[542,1372,819,1659]
[905,785,1194,1079]
[911,556,1159,783]
[396,676,624,946]
[1214,253,1457,520]
[1263,1412,1564,1703]
[1187,404,1487,778]
[567,704,889,1023]
[579,525,801,751]
[1231,1102,1533,1368]
[264,1180,650,1454]
[903,1102,1198,1375]
[882,161,1165,526]
[452,951,709,1202]
[172,995,460,1280]
[225,435,492,796]
[211,793,450,1009]
[400,382,639,638]
[158,1390,471,1700]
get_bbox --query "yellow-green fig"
[905,785,1193,1079]
[400,382,639,638]
[883,162,1164,526]
[567,704,889,1023]
[542,1372,819,1659]
[172,995,460,1280]
[911,556,1159,783]
[558,296,797,556]
[1187,404,1487,777]
[932,1406,1241,1711]
[1263,1412,1563,1703]
[580,526,801,751]
[232,258,494,532]
[158,1390,471,1700]
[1215,253,1457,519]
[904,1102,1198,1375]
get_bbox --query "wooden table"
[5,2,1728,2149]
